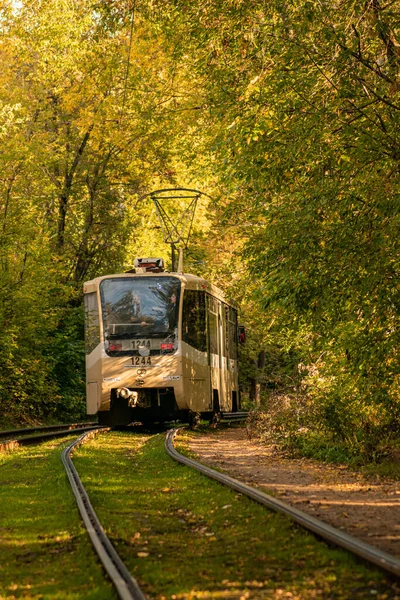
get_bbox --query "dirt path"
[187,428,400,557]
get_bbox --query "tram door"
[207,296,230,412]
[182,290,210,413]
[218,302,230,410]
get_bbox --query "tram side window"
[207,295,218,355]
[182,290,207,352]
[222,304,229,357]
[228,307,238,359]
[84,292,100,354]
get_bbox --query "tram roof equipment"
[138,187,212,272]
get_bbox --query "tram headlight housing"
[117,387,132,399]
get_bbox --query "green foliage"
[148,0,400,459]
[2,0,400,459]
[0,0,201,425]
[45,302,86,422]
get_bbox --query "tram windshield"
[100,276,181,354]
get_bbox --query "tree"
[149,0,400,455]
[0,0,198,424]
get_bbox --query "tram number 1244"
[132,340,151,349]
[132,356,152,366]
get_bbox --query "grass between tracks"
[0,437,116,600]
[73,429,399,600]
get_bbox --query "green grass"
[360,460,400,480]
[0,437,116,599]
[73,431,400,600]
[285,432,400,480]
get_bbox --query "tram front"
[85,272,185,425]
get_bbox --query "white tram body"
[83,261,240,425]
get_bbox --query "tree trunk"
[56,126,93,250]
[249,350,266,405]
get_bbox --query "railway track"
[0,422,100,452]
[62,429,146,600]
[7,419,396,598]
[166,428,400,579]
[64,423,398,600]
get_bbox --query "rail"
[165,428,400,579]
[0,422,98,439]
[0,425,103,452]
[62,429,147,600]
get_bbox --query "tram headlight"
[117,387,131,399]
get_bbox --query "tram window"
[225,305,231,357]
[208,311,218,355]
[207,295,218,355]
[84,292,100,354]
[182,290,207,352]
[228,308,238,359]
[208,295,218,313]
[100,276,180,342]
[218,304,227,357]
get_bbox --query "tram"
[84,258,240,425]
